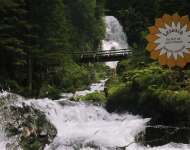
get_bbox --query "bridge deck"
[71,49,131,63]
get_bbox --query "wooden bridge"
[70,49,131,63]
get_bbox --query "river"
[0,85,190,150]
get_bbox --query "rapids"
[0,91,190,150]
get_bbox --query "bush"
[77,92,106,103]
[105,77,125,96]
[106,64,190,126]
[39,84,61,100]
[49,57,110,93]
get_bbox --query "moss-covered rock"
[136,125,190,146]
[105,77,126,97]
[8,105,56,150]
[0,94,57,150]
[75,92,106,103]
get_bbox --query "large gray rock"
[0,93,57,150]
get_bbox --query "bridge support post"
[112,68,117,79]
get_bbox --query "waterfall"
[102,16,128,69]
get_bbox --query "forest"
[0,0,106,97]
[1,0,190,98]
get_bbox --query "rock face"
[136,126,190,147]
[0,93,57,150]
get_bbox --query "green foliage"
[106,64,190,126]
[87,63,111,82]
[64,0,105,52]
[77,92,106,103]
[106,0,158,46]
[59,58,92,92]
[39,84,61,100]
[104,0,190,130]
[0,0,106,97]
[105,77,125,96]
[21,139,42,150]
[106,0,190,48]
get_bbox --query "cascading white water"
[24,99,149,150]
[74,79,107,97]
[102,16,128,69]
[0,130,8,150]
[0,91,190,150]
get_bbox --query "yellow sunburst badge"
[146,14,190,68]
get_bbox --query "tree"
[64,0,105,52]
[0,0,106,96]
[0,0,28,91]
[106,0,159,47]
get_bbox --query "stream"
[0,85,190,150]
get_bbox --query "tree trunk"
[28,51,32,95]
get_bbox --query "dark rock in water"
[57,99,77,106]
[1,102,57,150]
[136,125,190,147]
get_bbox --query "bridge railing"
[69,49,131,56]
[67,48,132,62]
[96,49,131,55]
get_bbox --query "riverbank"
[105,61,190,145]
[106,62,190,124]
[38,62,111,100]
[106,60,190,146]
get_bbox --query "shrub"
[39,84,61,100]
[105,77,125,96]
[78,92,106,103]
[106,64,190,126]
